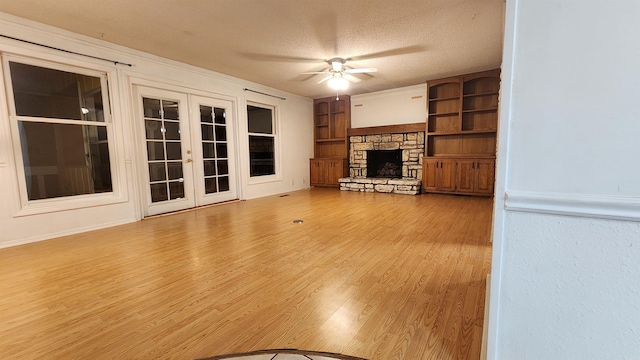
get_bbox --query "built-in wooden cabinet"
[423,158,495,195]
[423,69,499,196]
[310,158,347,187]
[455,159,495,195]
[423,159,456,192]
[310,96,350,187]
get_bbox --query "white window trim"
[247,101,281,184]
[2,54,127,217]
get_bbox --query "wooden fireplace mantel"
[347,122,425,136]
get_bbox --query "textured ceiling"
[0,0,505,99]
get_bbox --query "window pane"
[214,107,226,124]
[200,105,213,123]
[204,177,217,194]
[249,135,275,176]
[18,121,112,200]
[164,121,180,140]
[148,163,166,182]
[216,143,228,158]
[143,98,161,119]
[219,176,230,192]
[145,120,163,140]
[10,62,104,121]
[217,160,229,175]
[162,100,179,120]
[167,162,183,180]
[247,105,273,134]
[215,125,227,141]
[150,183,168,202]
[204,160,217,176]
[202,142,216,158]
[165,142,182,160]
[169,181,184,199]
[201,124,214,141]
[147,142,165,161]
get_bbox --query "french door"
[135,86,237,216]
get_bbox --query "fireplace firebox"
[367,150,402,178]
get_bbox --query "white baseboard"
[0,219,137,249]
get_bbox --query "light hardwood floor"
[0,188,493,359]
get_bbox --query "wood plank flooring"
[0,188,493,359]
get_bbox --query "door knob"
[186,158,193,163]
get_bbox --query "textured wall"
[492,0,640,359]
[499,212,640,359]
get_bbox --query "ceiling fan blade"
[345,68,378,74]
[346,45,427,61]
[344,74,361,83]
[317,75,332,84]
[301,71,331,75]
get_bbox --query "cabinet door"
[310,159,326,186]
[439,160,457,192]
[456,160,475,193]
[474,159,495,194]
[422,159,438,191]
[326,159,345,186]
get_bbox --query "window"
[247,104,276,177]
[6,60,114,202]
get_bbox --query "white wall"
[490,0,640,359]
[0,13,313,248]
[350,84,427,128]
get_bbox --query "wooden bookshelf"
[423,69,500,196]
[311,95,351,187]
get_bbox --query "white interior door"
[190,95,237,206]
[135,86,238,217]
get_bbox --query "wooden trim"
[348,122,425,136]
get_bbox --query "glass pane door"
[143,97,185,202]
[191,95,237,206]
[200,105,230,194]
[135,87,195,216]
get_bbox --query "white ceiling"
[0,0,505,99]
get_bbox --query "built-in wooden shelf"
[429,95,461,101]
[424,69,500,197]
[312,96,351,187]
[428,111,460,117]
[462,108,498,114]
[463,91,499,98]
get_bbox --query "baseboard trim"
[0,218,137,249]
[504,191,640,222]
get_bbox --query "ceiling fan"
[302,57,377,90]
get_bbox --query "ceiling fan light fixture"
[327,76,349,90]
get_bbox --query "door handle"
[185,158,193,163]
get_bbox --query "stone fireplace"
[339,124,425,195]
